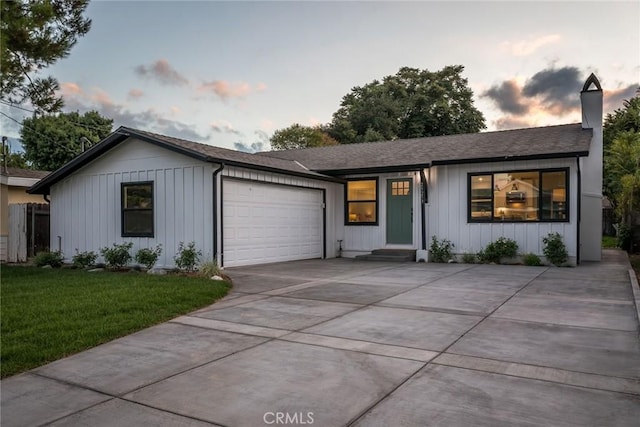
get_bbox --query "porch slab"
[35,323,267,395]
[380,285,512,315]
[352,364,640,427]
[448,317,640,379]
[193,296,360,330]
[281,282,411,305]
[304,306,482,351]
[0,373,110,427]
[125,340,423,427]
[494,294,638,331]
[49,399,215,427]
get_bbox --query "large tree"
[270,124,339,150]
[328,65,486,144]
[1,0,92,113]
[21,111,112,170]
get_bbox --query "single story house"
[1,167,50,261]
[29,75,603,268]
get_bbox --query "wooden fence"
[7,203,50,262]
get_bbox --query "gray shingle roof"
[126,128,330,179]
[2,167,50,179]
[261,124,592,172]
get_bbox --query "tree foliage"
[605,131,640,225]
[270,124,339,150]
[603,94,640,205]
[4,151,30,169]
[21,111,113,170]
[328,65,486,144]
[1,0,92,113]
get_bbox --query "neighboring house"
[29,75,603,267]
[1,167,50,261]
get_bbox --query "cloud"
[483,80,529,115]
[501,34,561,56]
[521,66,582,111]
[233,130,270,153]
[211,120,241,135]
[604,84,639,112]
[128,88,144,100]
[58,82,210,142]
[198,80,266,101]
[134,59,188,86]
[483,67,586,129]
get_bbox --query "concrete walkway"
[2,250,640,426]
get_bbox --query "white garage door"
[223,179,324,267]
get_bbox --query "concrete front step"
[356,249,416,262]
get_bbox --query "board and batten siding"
[341,172,422,256]
[425,158,578,261]
[220,166,341,259]
[49,138,214,268]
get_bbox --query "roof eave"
[430,151,590,166]
[316,163,431,176]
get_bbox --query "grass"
[0,266,230,378]
[602,235,617,248]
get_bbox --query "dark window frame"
[467,168,569,223]
[121,181,154,237]
[345,177,379,226]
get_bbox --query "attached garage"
[222,178,325,267]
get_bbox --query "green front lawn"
[0,266,230,378]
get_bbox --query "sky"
[1,0,639,153]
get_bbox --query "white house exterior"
[30,75,603,267]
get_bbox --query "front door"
[386,178,412,244]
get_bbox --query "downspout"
[419,169,428,250]
[576,156,581,265]
[43,194,50,204]
[212,163,225,265]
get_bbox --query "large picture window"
[346,178,378,224]
[468,169,568,223]
[122,181,154,237]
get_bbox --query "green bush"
[100,242,133,269]
[174,241,202,272]
[461,253,476,264]
[542,232,568,266]
[430,236,454,263]
[477,237,518,264]
[34,251,64,268]
[198,259,222,278]
[72,250,97,268]
[523,253,542,266]
[616,223,632,251]
[135,245,162,269]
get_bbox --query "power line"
[0,99,110,135]
[0,111,79,155]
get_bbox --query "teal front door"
[386,178,413,244]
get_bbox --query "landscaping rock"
[211,275,224,281]
[87,268,105,273]
[147,268,167,276]
[41,265,52,269]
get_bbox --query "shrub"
[198,259,222,278]
[34,251,64,268]
[523,253,542,266]
[615,223,632,251]
[477,237,518,264]
[461,253,476,264]
[100,242,134,269]
[430,236,454,263]
[174,241,201,272]
[72,250,97,268]
[543,232,568,266]
[135,245,162,269]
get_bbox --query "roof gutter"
[431,151,590,167]
[318,164,431,176]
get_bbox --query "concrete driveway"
[2,250,640,426]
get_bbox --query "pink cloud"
[135,59,188,86]
[199,80,252,100]
[128,88,144,99]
